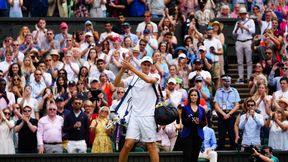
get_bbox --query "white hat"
[50,49,60,56]
[199,46,207,51]
[90,77,99,84]
[178,53,187,59]
[85,32,93,37]
[239,7,248,14]
[168,78,176,84]
[140,56,153,64]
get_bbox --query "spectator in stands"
[185,17,203,49]
[136,11,158,38]
[229,3,240,18]
[8,75,24,100]
[41,29,60,57]
[142,28,158,58]
[217,5,230,18]
[30,69,46,100]
[181,88,206,162]
[250,5,261,19]
[265,108,288,150]
[0,50,13,77]
[0,108,15,154]
[55,22,71,54]
[122,36,135,50]
[31,0,48,17]
[188,58,212,89]
[21,55,36,83]
[177,53,190,90]
[234,98,248,145]
[87,0,107,18]
[193,75,211,115]
[90,106,113,153]
[152,51,169,88]
[156,123,178,152]
[112,14,126,35]
[195,0,215,33]
[251,83,272,121]
[8,0,22,17]
[269,64,288,92]
[55,96,69,117]
[19,34,41,56]
[11,40,25,65]
[204,26,223,89]
[7,63,25,84]
[211,21,225,75]
[258,9,277,35]
[239,98,264,150]
[127,0,146,17]
[32,18,47,49]
[214,75,240,150]
[83,22,99,43]
[199,125,218,162]
[78,66,89,87]
[47,0,67,17]
[164,78,182,108]
[0,78,15,110]
[147,0,166,18]
[54,76,67,97]
[16,25,30,45]
[121,22,138,46]
[90,57,116,83]
[0,36,13,61]
[233,7,255,84]
[63,51,80,81]
[15,105,38,153]
[249,63,268,95]
[37,102,64,154]
[17,85,39,119]
[114,56,160,162]
[158,10,176,32]
[99,22,119,49]
[274,97,288,116]
[99,72,115,106]
[63,97,89,153]
[252,146,279,162]
[38,87,55,116]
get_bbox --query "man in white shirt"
[164,78,182,108]
[80,32,95,60]
[257,9,276,35]
[30,69,47,100]
[233,8,255,84]
[99,22,119,49]
[90,58,115,82]
[63,51,79,81]
[0,51,13,76]
[203,27,223,89]
[188,58,212,89]
[11,40,25,64]
[114,56,159,162]
[136,11,158,38]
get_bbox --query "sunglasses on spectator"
[4,112,10,115]
[48,108,57,111]
[46,59,52,62]
[282,68,288,71]
[74,102,82,105]
[23,109,31,113]
[117,91,125,94]
[14,77,21,81]
[247,104,255,107]
[13,44,19,47]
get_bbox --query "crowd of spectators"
[0,0,287,161]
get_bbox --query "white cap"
[85,32,93,37]
[140,56,153,64]
[168,78,176,84]
[90,77,99,84]
[199,46,206,51]
[178,53,187,59]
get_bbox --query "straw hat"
[278,97,288,105]
[211,21,224,31]
[239,7,248,14]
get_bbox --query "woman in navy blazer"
[181,88,206,162]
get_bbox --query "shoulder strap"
[152,84,164,104]
[113,76,139,113]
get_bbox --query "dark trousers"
[31,6,47,17]
[182,133,203,162]
[218,113,236,150]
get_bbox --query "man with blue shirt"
[198,125,218,162]
[214,75,240,150]
[239,98,264,149]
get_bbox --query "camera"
[244,145,262,162]
[277,63,284,68]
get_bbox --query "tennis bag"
[152,84,179,125]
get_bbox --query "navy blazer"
[181,105,206,140]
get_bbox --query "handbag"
[152,84,179,125]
